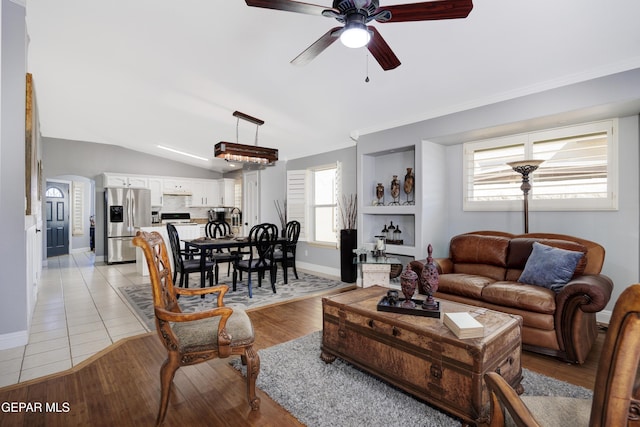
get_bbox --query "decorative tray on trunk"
[377,296,441,318]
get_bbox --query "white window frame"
[287,162,341,247]
[463,119,618,212]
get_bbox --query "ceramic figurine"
[376,183,384,205]
[403,167,414,205]
[390,175,400,205]
[400,264,418,308]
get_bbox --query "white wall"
[0,0,29,346]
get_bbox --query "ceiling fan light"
[340,24,370,48]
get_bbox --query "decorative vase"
[421,244,440,310]
[339,229,357,283]
[375,183,384,205]
[400,264,418,308]
[390,175,400,205]
[403,167,414,205]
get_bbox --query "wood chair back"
[485,283,640,427]
[133,230,260,425]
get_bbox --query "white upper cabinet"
[105,173,229,209]
[148,178,163,206]
[219,178,235,206]
[162,179,192,195]
[190,179,219,207]
[104,174,148,188]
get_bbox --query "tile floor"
[0,251,150,387]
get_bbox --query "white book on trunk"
[443,312,484,339]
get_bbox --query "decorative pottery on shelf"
[375,183,384,205]
[390,175,400,205]
[403,167,415,205]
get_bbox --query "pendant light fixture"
[214,111,278,165]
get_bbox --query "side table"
[354,253,401,288]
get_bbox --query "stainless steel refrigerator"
[105,187,151,264]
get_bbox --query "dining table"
[182,235,290,290]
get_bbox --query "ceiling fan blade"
[245,0,337,17]
[378,0,473,23]
[291,27,343,66]
[367,27,401,71]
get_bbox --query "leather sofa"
[409,231,613,364]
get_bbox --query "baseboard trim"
[0,330,28,350]
[70,247,91,254]
[295,261,340,279]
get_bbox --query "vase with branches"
[339,194,357,230]
[338,194,358,283]
[274,200,287,237]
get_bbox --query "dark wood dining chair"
[232,223,278,298]
[484,283,640,427]
[205,220,238,283]
[166,223,214,288]
[133,231,260,426]
[274,220,301,280]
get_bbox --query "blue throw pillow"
[518,242,584,292]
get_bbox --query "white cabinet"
[104,173,148,188]
[148,178,163,206]
[163,179,192,195]
[190,179,219,207]
[219,178,235,206]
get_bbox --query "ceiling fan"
[244,0,473,70]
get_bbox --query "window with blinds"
[286,170,307,241]
[464,120,618,211]
[72,181,84,236]
[287,162,341,245]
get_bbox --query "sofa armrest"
[435,258,454,274]
[556,274,614,314]
[554,273,613,363]
[409,258,454,276]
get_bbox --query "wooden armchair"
[133,231,260,426]
[484,283,640,427]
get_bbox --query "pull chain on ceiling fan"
[244,0,473,71]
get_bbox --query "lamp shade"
[340,22,371,48]
[507,160,544,175]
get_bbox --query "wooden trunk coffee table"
[321,286,523,426]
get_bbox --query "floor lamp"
[507,160,544,234]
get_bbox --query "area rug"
[231,331,593,427]
[119,271,355,330]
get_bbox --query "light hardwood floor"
[0,292,605,427]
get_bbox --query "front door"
[46,182,70,257]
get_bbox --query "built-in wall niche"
[361,214,415,255]
[361,146,415,207]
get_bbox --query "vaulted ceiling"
[26,1,640,171]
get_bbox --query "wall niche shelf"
[357,139,447,263]
[362,205,416,215]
